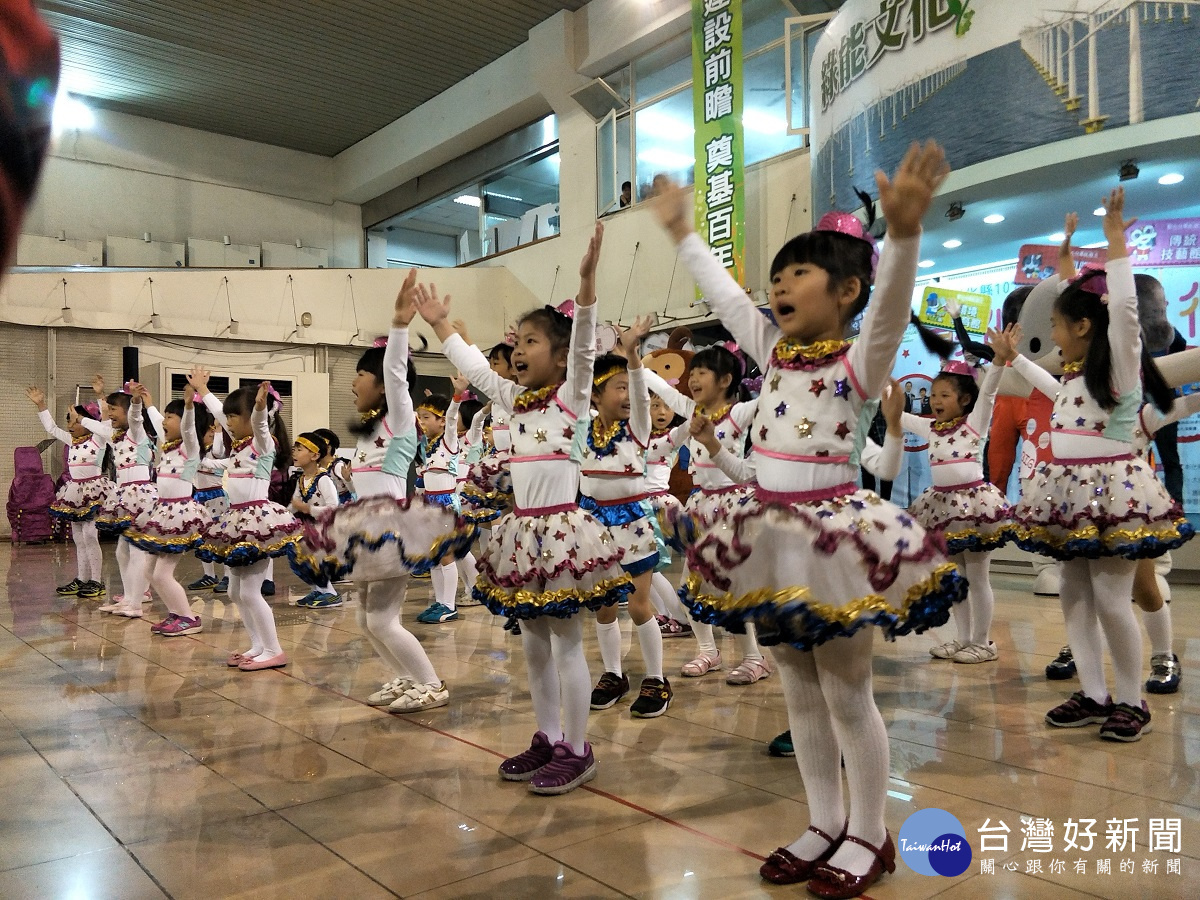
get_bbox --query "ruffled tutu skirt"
[474,505,634,619]
[125,497,212,554]
[663,484,754,550]
[648,490,684,554]
[1015,457,1194,560]
[910,482,1016,555]
[578,496,660,576]
[460,456,513,524]
[193,486,229,520]
[671,484,966,651]
[96,482,158,533]
[50,477,111,522]
[289,494,477,585]
[199,500,303,567]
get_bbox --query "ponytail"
[909,312,957,360]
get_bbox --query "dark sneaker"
[1145,653,1181,694]
[499,730,555,782]
[56,578,85,596]
[306,592,344,609]
[1045,645,1076,680]
[77,581,106,599]
[768,730,795,757]
[1046,691,1113,727]
[212,576,229,594]
[187,574,219,591]
[630,677,672,718]
[261,580,275,597]
[590,672,630,710]
[1099,701,1153,742]
[529,741,596,795]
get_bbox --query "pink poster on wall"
[1014,244,1106,285]
[1127,218,1200,267]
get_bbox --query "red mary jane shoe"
[760,822,848,885]
[806,831,896,899]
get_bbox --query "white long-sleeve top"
[113,401,156,485]
[38,410,108,480]
[1135,393,1200,456]
[154,405,202,500]
[225,407,276,505]
[443,304,597,512]
[418,398,461,494]
[196,393,228,489]
[644,426,684,494]
[353,327,419,500]
[643,368,756,491]
[678,230,920,494]
[1011,257,1141,462]
[709,431,904,486]
[293,469,340,516]
[580,367,652,502]
[901,365,1002,489]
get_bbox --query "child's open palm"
[876,141,950,239]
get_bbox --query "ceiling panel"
[39,0,589,155]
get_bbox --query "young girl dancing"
[28,388,108,598]
[416,223,633,795]
[583,318,672,718]
[189,416,229,592]
[645,392,691,637]
[1008,191,1193,741]
[650,142,962,898]
[415,387,466,624]
[642,350,772,685]
[290,431,341,609]
[906,343,1017,664]
[292,271,473,709]
[122,382,213,633]
[196,377,302,669]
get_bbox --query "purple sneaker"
[1045,691,1113,727]
[498,731,554,782]
[156,615,203,636]
[1099,701,1153,742]
[529,741,596,795]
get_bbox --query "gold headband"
[593,366,625,388]
[295,437,321,455]
[416,403,446,417]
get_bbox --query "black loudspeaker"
[122,346,139,386]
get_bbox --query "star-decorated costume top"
[442,303,633,618]
[667,230,965,650]
[39,409,111,521]
[125,403,211,554]
[96,399,161,532]
[417,397,461,496]
[1012,256,1194,559]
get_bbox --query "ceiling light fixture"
[918,260,935,268]
[453,195,482,207]
[1158,173,1184,185]
[983,213,1005,224]
[942,239,962,249]
[1119,159,1139,181]
[1093,207,1107,216]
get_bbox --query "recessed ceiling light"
[918,260,936,268]
[1048,231,1066,242]
[1093,207,1107,216]
[1158,173,1184,186]
[983,213,1005,224]
[942,239,962,249]
[454,195,482,207]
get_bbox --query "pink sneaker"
[156,615,202,636]
[528,741,596,795]
[498,731,554,782]
[726,656,773,685]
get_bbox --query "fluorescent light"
[1093,207,1106,216]
[983,213,1005,224]
[52,93,94,133]
[454,195,482,207]
[1048,231,1066,242]
[918,259,936,268]
[742,109,786,135]
[1158,173,1184,185]
[638,148,694,170]
[942,239,962,249]
[484,191,524,202]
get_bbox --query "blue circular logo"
[898,809,972,877]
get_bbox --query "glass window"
[786,16,829,134]
[744,44,803,164]
[602,65,632,104]
[634,87,694,201]
[634,32,691,103]
[743,0,788,54]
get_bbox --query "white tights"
[148,555,194,618]
[70,522,102,582]
[1060,557,1142,706]
[355,577,439,686]
[776,630,889,878]
[951,552,994,646]
[230,560,282,662]
[521,615,591,754]
[115,538,133,597]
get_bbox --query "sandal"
[807,832,896,899]
[681,650,721,677]
[760,822,847,885]
[726,656,773,685]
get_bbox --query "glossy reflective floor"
[0,542,1196,899]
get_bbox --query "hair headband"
[814,211,880,280]
[294,436,322,456]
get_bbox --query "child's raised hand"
[988,324,1021,365]
[450,372,469,396]
[880,379,904,428]
[577,222,604,296]
[26,386,45,408]
[255,381,271,410]
[943,296,961,319]
[451,319,471,344]
[414,283,451,327]
[91,374,106,396]
[393,268,419,327]
[1063,211,1078,241]
[619,315,654,355]
[876,140,950,239]
[646,175,694,243]
[187,365,210,394]
[1101,187,1135,256]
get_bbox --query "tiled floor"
[0,541,1196,899]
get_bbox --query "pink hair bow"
[941,359,978,381]
[372,336,388,348]
[556,299,576,319]
[1073,266,1109,303]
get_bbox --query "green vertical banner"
[693,0,745,286]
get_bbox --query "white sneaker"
[388,681,449,713]
[366,677,413,706]
[929,639,963,659]
[952,641,998,664]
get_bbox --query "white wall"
[25,109,363,268]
